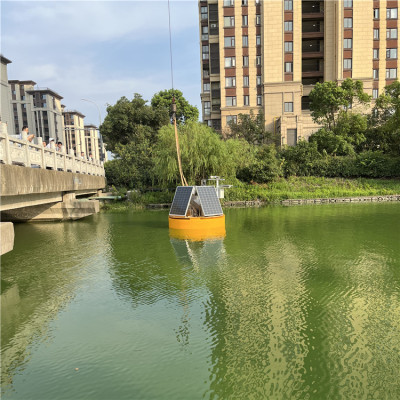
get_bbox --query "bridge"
[0,128,106,255]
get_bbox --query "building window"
[242,35,248,47]
[387,48,398,59]
[210,22,218,35]
[284,21,293,32]
[224,36,235,47]
[202,45,209,59]
[226,96,237,106]
[344,0,353,7]
[284,0,293,11]
[256,35,261,46]
[256,55,262,66]
[386,68,397,79]
[344,58,352,69]
[387,28,398,39]
[284,102,294,112]
[373,48,379,59]
[242,15,248,26]
[285,41,293,52]
[344,38,352,49]
[387,8,398,19]
[224,16,235,27]
[373,8,379,19]
[201,6,207,19]
[256,14,261,25]
[374,29,379,39]
[256,75,262,86]
[203,83,210,92]
[243,76,249,87]
[242,0,248,5]
[204,101,211,116]
[243,56,249,66]
[373,69,379,79]
[225,56,236,67]
[372,89,379,99]
[226,115,237,124]
[224,0,234,6]
[344,18,353,28]
[285,62,293,72]
[257,95,262,105]
[243,95,250,106]
[225,76,236,87]
[203,68,210,78]
[22,103,26,109]
[201,26,208,41]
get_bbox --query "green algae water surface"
[1,203,400,399]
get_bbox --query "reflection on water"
[1,204,400,399]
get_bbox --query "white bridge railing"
[0,132,105,177]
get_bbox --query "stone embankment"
[280,194,400,206]
[147,195,400,209]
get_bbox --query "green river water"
[1,203,400,399]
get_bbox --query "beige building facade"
[63,110,86,156]
[1,55,15,135]
[9,79,64,143]
[199,0,398,145]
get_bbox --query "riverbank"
[102,177,400,212]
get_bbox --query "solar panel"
[169,186,194,216]
[196,186,223,217]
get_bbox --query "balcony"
[302,51,324,59]
[302,12,324,19]
[302,0,324,14]
[302,71,324,78]
[302,31,324,39]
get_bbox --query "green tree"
[152,121,244,187]
[281,140,322,176]
[226,110,277,145]
[100,93,169,152]
[151,89,199,125]
[237,145,283,183]
[367,80,400,154]
[309,78,371,130]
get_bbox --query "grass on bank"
[102,177,400,212]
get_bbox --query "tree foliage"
[151,89,199,125]
[309,78,371,130]
[226,110,277,145]
[152,121,242,187]
[367,80,400,155]
[100,93,169,152]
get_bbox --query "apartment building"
[199,0,398,145]
[63,109,86,155]
[9,80,64,142]
[0,55,15,135]
[84,124,100,160]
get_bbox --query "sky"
[1,0,201,126]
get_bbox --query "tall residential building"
[0,55,15,135]
[9,80,64,142]
[84,124,100,160]
[63,109,86,155]
[199,0,399,145]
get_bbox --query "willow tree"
[152,121,246,187]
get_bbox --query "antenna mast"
[168,0,187,186]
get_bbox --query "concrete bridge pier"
[27,192,100,222]
[1,222,14,255]
[0,193,100,222]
